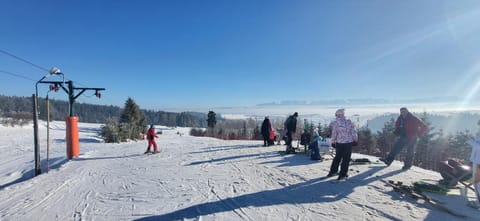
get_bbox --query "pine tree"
[375,117,396,157]
[100,117,121,143]
[119,97,147,140]
[241,121,247,139]
[322,122,332,138]
[357,126,376,154]
[447,130,474,161]
[253,125,262,140]
[415,112,435,168]
[317,122,324,137]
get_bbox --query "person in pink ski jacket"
[145,124,159,154]
[327,108,358,180]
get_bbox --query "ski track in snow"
[1,122,480,220]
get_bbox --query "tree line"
[0,95,207,127]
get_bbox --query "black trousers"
[286,131,293,147]
[262,134,269,146]
[329,143,353,176]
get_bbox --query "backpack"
[438,158,472,183]
[300,132,311,146]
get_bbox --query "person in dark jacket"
[145,124,159,154]
[284,112,298,152]
[261,116,272,146]
[381,107,427,170]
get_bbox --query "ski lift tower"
[33,67,64,176]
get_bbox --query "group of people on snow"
[145,107,480,204]
[276,107,428,181]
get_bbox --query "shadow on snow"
[73,154,144,161]
[54,138,102,144]
[0,152,142,190]
[0,157,68,190]
[135,167,407,220]
[187,151,279,166]
[187,149,317,167]
[189,144,263,154]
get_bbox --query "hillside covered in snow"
[0,121,479,220]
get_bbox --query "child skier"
[145,124,159,154]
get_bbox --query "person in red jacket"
[145,124,159,154]
[381,107,427,170]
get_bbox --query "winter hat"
[313,130,319,138]
[335,108,345,117]
[293,112,298,117]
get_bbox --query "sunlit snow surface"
[0,121,479,220]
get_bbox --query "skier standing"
[380,107,427,170]
[261,116,272,146]
[327,109,358,180]
[284,112,298,153]
[145,124,159,154]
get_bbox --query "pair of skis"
[144,150,159,155]
[381,179,467,218]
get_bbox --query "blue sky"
[1,0,480,110]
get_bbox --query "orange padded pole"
[65,116,80,159]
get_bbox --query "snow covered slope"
[0,121,479,220]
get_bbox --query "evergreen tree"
[253,125,262,140]
[99,117,121,143]
[375,117,396,157]
[447,130,474,161]
[308,120,315,134]
[428,133,449,171]
[321,122,332,138]
[241,121,247,139]
[317,122,324,137]
[357,126,376,154]
[414,112,435,168]
[119,97,147,140]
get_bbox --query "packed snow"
[0,121,479,220]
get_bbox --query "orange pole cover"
[65,116,80,159]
